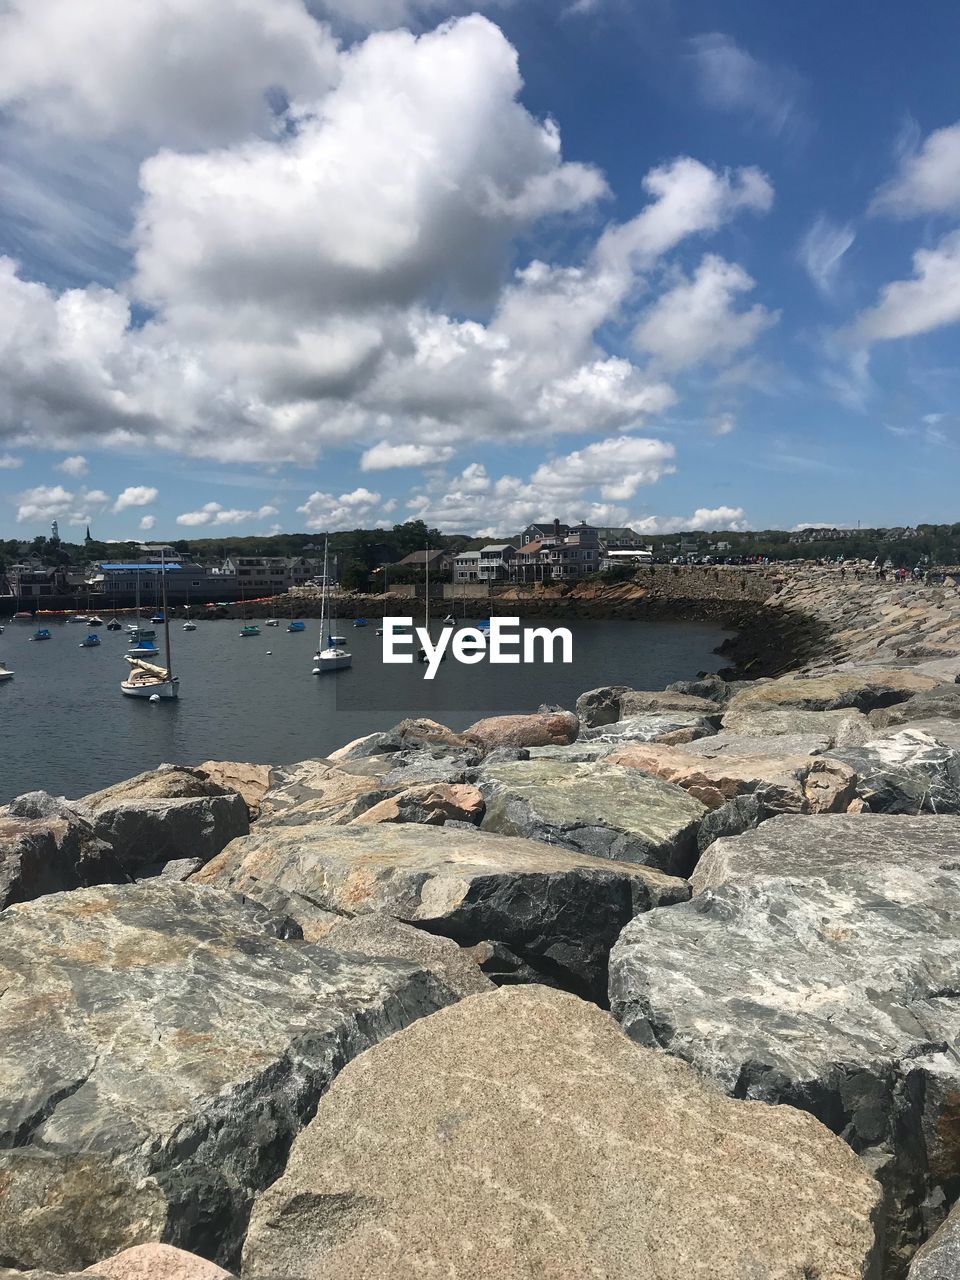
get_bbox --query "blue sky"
[1,0,959,541]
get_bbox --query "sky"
[1,0,959,542]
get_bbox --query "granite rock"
[463,710,579,750]
[479,758,707,875]
[828,729,960,813]
[243,987,881,1280]
[868,686,960,730]
[0,881,454,1272]
[908,1201,960,1278]
[84,793,248,873]
[580,711,720,744]
[85,1244,235,1279]
[723,669,940,719]
[320,915,493,999]
[0,794,123,908]
[193,762,275,819]
[575,684,720,728]
[348,782,484,826]
[256,757,399,826]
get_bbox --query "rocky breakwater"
[3,574,960,1277]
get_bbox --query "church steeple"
[84,524,92,545]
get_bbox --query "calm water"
[0,615,730,802]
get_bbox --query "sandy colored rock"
[348,781,483,826]
[243,986,881,1280]
[721,705,873,742]
[194,822,688,1000]
[257,757,400,825]
[194,761,275,818]
[479,758,707,875]
[83,1244,234,1278]
[320,915,493,999]
[79,766,232,810]
[464,709,578,750]
[724,669,940,720]
[605,741,858,813]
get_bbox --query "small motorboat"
[240,623,261,637]
[128,627,157,641]
[151,612,165,624]
[106,618,122,631]
[182,620,197,631]
[30,628,51,641]
[353,617,367,628]
[67,614,88,624]
[128,642,160,658]
[0,663,13,682]
[87,615,104,627]
[79,633,101,647]
[265,618,280,627]
[287,620,306,632]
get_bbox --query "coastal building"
[594,526,646,551]
[93,561,240,605]
[521,519,570,547]
[3,561,71,601]
[395,549,453,576]
[221,556,320,593]
[477,544,517,581]
[543,522,600,580]
[453,551,482,583]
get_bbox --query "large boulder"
[908,1201,960,1278]
[255,757,400,825]
[576,684,720,728]
[85,793,248,873]
[681,730,832,757]
[828,728,960,813]
[720,705,873,744]
[0,793,122,908]
[193,822,689,1000]
[869,684,960,729]
[79,767,231,809]
[723,669,940,720]
[463,710,578,751]
[0,882,454,1273]
[348,781,484,827]
[478,758,706,875]
[609,813,960,1272]
[242,987,881,1280]
[604,742,859,813]
[0,1243,233,1280]
[193,762,275,819]
[328,718,480,760]
[319,915,493,999]
[580,711,719,744]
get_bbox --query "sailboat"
[313,538,352,673]
[122,551,179,698]
[0,661,13,682]
[238,581,260,636]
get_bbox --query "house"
[395,549,453,576]
[595,526,646,551]
[453,551,482,583]
[477,544,517,581]
[513,538,555,582]
[542,522,600,580]
[520,519,570,546]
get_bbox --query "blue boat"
[30,628,51,641]
[151,612,164,623]
[353,617,367,628]
[287,620,306,632]
[128,627,157,641]
[79,633,101,648]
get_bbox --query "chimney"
[554,517,561,538]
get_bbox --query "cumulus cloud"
[56,454,88,476]
[633,255,777,370]
[138,515,156,531]
[176,501,279,526]
[113,485,158,512]
[0,453,22,469]
[360,441,455,470]
[856,230,960,341]
[15,483,110,525]
[688,34,804,137]
[871,120,960,218]
[633,506,749,534]
[296,486,392,529]
[0,0,338,146]
[799,216,855,297]
[530,436,675,501]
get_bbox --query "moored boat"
[30,628,51,641]
[265,618,279,627]
[353,617,367,628]
[128,627,156,641]
[0,663,13,682]
[240,623,261,637]
[87,615,104,627]
[79,633,101,647]
[121,656,179,699]
[106,618,122,630]
[151,612,164,624]
[67,615,88,624]
[287,620,306,632]
[182,620,197,631]
[313,538,352,674]
[127,642,160,658]
[13,611,32,621]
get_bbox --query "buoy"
[312,666,321,675]
[149,693,160,702]
[266,650,272,655]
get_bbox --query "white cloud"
[56,454,88,476]
[689,34,803,136]
[799,216,855,297]
[0,453,22,469]
[360,441,455,470]
[856,230,960,341]
[113,485,158,512]
[633,505,749,534]
[139,514,156,531]
[712,413,736,436]
[15,483,110,525]
[176,501,280,527]
[530,436,675,501]
[872,121,960,218]
[296,486,387,530]
[633,255,777,370]
[0,0,338,147]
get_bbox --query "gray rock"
[242,987,881,1280]
[579,712,719,744]
[328,718,481,760]
[694,793,772,852]
[0,882,454,1273]
[256,757,399,825]
[479,758,707,875]
[87,793,249,872]
[79,767,233,810]
[723,668,940,719]
[321,916,493,999]
[0,793,123,908]
[575,684,720,728]
[681,731,832,758]
[523,743,611,761]
[666,674,734,702]
[829,728,960,813]
[909,1200,960,1278]
[721,705,874,743]
[869,685,960,729]
[193,822,689,1001]
[609,813,960,1272]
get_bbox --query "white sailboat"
[313,538,352,673]
[121,550,179,698]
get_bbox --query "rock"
[193,822,689,1000]
[85,793,248,873]
[378,753,472,788]
[723,668,940,720]
[604,742,859,814]
[479,758,706,875]
[665,673,733,702]
[575,684,720,728]
[524,743,610,761]
[256,757,399,825]
[193,762,275,819]
[869,685,960,729]
[694,793,773,851]
[84,1244,235,1279]
[242,987,881,1280]
[0,881,454,1272]
[146,857,204,881]
[463,710,578,750]
[609,813,960,1271]
[579,711,719,744]
[80,767,231,809]
[0,795,122,908]
[461,938,566,988]
[348,782,484,826]
[721,704,873,743]
[328,718,480,760]
[828,729,960,813]
[320,915,493,999]
[909,1201,960,1278]
[681,731,832,758]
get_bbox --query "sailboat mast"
[320,538,328,644]
[424,543,430,634]
[161,549,173,677]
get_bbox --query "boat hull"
[315,650,352,672]
[121,676,180,699]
